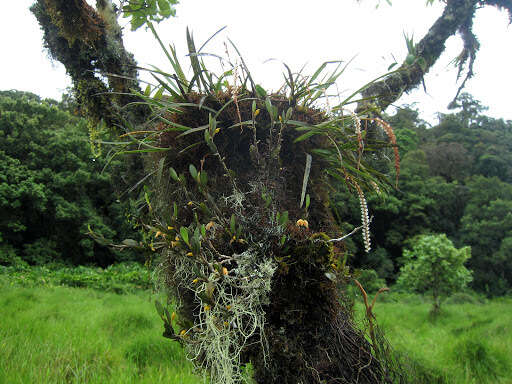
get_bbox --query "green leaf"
[176,124,209,138]
[255,85,267,99]
[186,28,207,91]
[265,97,273,120]
[130,16,146,31]
[305,194,311,210]
[200,170,208,186]
[190,235,201,255]
[325,272,336,282]
[173,202,178,220]
[163,308,172,324]
[230,214,236,234]
[169,167,179,181]
[180,227,190,246]
[279,211,289,226]
[144,84,151,96]
[157,0,172,17]
[154,86,164,101]
[122,239,139,247]
[300,154,312,208]
[199,202,211,216]
[189,164,198,180]
[155,300,165,318]
[387,62,398,70]
[156,157,165,185]
[294,130,318,143]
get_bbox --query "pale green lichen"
[161,246,276,384]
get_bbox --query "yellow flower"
[186,252,193,257]
[222,267,229,276]
[295,219,309,229]
[224,321,229,327]
[167,226,174,230]
[204,305,211,311]
[155,231,164,239]
[254,109,260,117]
[192,278,199,284]
[279,115,282,122]
[187,201,194,206]
[175,235,180,241]
[205,221,215,230]
[179,329,186,336]
[226,305,231,310]
[214,128,220,134]
[171,241,179,248]
[171,312,176,322]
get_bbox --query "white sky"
[2,0,511,123]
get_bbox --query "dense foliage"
[0,90,141,266]
[0,262,151,293]
[334,94,512,296]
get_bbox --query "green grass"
[1,272,511,383]
[0,284,199,383]
[366,293,512,383]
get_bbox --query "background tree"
[397,234,472,316]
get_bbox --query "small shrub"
[397,234,472,316]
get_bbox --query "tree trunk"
[251,242,387,383]
[30,0,147,127]
[431,290,441,318]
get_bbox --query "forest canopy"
[0,90,141,266]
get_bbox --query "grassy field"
[0,283,199,384]
[1,274,511,383]
[369,294,512,383]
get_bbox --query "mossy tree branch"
[30,0,146,127]
[360,0,483,113]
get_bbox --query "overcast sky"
[2,0,511,123]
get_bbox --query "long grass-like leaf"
[198,26,227,53]
[227,38,256,91]
[187,28,208,92]
[148,22,188,88]
[300,154,312,208]
[177,125,209,138]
